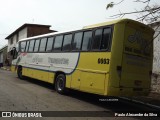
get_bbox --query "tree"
[106,0,160,39]
[107,0,160,76]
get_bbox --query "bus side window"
[92,29,102,50]
[39,38,47,52]
[101,28,111,50]
[28,40,35,52]
[53,35,63,51]
[62,34,72,51]
[46,37,54,52]
[72,32,83,51]
[25,41,30,52]
[81,31,92,51]
[34,39,40,52]
[20,41,26,52]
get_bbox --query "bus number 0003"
[98,58,109,64]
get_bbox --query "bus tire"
[17,67,24,80]
[55,74,66,94]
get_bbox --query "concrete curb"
[119,97,160,111]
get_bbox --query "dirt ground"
[0,68,160,120]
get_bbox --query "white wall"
[19,27,27,40]
[7,27,27,52]
[153,25,160,74]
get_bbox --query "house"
[0,45,8,67]
[149,21,160,74]
[5,23,57,65]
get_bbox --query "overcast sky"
[0,0,159,48]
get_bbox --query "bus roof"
[19,18,154,42]
[83,18,154,32]
[19,29,79,42]
[83,19,123,29]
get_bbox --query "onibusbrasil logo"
[1,112,42,117]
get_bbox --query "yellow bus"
[11,19,154,96]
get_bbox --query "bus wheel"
[55,74,66,94]
[17,67,24,80]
